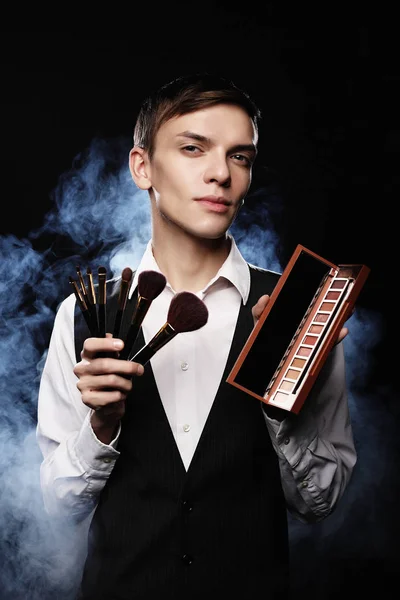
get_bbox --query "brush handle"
[130,344,155,366]
[88,304,99,337]
[119,296,151,360]
[130,323,177,366]
[95,305,117,356]
[113,309,124,339]
[119,323,140,360]
[98,304,106,338]
[113,274,131,338]
[82,308,97,337]
[86,270,96,304]
[70,280,98,337]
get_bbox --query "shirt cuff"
[74,411,121,474]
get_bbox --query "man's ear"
[129,146,152,190]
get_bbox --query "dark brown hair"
[133,73,261,158]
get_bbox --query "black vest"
[75,265,289,600]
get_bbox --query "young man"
[36,73,356,600]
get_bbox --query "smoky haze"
[0,136,393,599]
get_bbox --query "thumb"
[251,294,269,326]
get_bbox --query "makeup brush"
[85,266,99,336]
[76,265,98,336]
[97,266,107,337]
[130,291,208,366]
[113,266,133,339]
[86,266,96,305]
[119,270,167,360]
[69,276,97,336]
[76,265,89,302]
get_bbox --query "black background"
[0,12,398,599]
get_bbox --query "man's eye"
[233,154,252,165]
[183,145,200,153]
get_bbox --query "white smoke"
[0,135,388,598]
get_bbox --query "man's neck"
[151,229,231,293]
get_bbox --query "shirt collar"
[128,233,250,304]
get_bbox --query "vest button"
[182,500,193,512]
[182,553,194,565]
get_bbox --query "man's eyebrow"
[176,131,257,155]
[230,143,258,156]
[177,131,210,143]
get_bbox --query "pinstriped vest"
[75,265,289,600]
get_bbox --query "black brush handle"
[96,304,115,358]
[82,308,97,337]
[119,323,140,360]
[98,304,106,338]
[88,304,99,337]
[130,323,177,366]
[119,297,151,360]
[113,270,132,338]
[113,309,124,339]
[130,344,155,366]
[70,278,98,337]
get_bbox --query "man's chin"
[188,218,236,241]
[160,212,234,243]
[189,228,230,242]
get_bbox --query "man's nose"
[203,154,231,186]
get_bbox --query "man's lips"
[195,196,232,213]
[195,196,231,206]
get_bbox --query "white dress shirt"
[36,234,357,525]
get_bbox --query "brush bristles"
[167,292,208,333]
[138,270,166,300]
[122,267,133,282]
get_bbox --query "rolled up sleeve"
[36,294,120,522]
[263,342,357,523]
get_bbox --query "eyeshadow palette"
[226,244,370,414]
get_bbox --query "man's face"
[146,103,257,240]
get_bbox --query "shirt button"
[284,437,290,445]
[301,480,308,488]
[181,361,189,371]
[102,457,112,464]
[183,424,191,432]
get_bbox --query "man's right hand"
[73,335,144,444]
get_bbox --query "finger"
[77,373,134,394]
[81,389,127,411]
[74,355,144,378]
[336,326,348,344]
[81,336,125,360]
[252,294,269,322]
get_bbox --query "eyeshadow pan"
[331,279,347,289]
[320,302,335,312]
[326,291,341,300]
[304,335,317,345]
[280,380,294,391]
[286,368,300,380]
[273,391,289,403]
[315,313,329,323]
[298,346,312,357]
[309,324,323,334]
[291,357,306,368]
